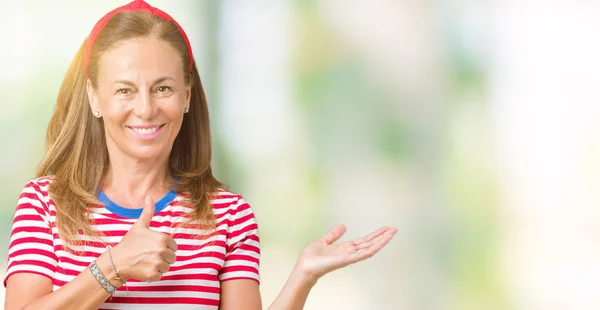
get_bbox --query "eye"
[156,86,172,93]
[116,88,132,95]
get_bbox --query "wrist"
[95,251,124,288]
[107,244,131,282]
[291,264,319,288]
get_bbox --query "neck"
[101,151,173,209]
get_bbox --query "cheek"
[164,94,186,121]
[99,99,129,128]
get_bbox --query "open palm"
[296,224,397,279]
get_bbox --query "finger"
[351,226,391,247]
[354,227,397,250]
[160,249,177,265]
[349,229,396,262]
[146,271,162,283]
[135,196,155,228]
[165,235,178,252]
[157,261,170,274]
[320,224,347,245]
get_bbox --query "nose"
[133,91,157,120]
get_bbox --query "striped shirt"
[4,176,261,309]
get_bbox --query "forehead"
[98,36,183,82]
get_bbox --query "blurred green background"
[3,1,600,309]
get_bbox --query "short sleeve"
[3,181,58,287]
[218,196,261,283]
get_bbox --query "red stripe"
[220,276,260,284]
[8,248,58,262]
[9,236,53,249]
[220,265,259,274]
[213,205,251,219]
[177,250,226,261]
[12,214,47,223]
[169,262,222,272]
[114,284,220,294]
[229,223,259,240]
[8,259,56,273]
[10,226,52,235]
[225,254,260,264]
[236,242,260,254]
[156,273,220,281]
[106,296,220,306]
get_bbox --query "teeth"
[132,127,159,134]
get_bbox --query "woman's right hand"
[111,196,178,282]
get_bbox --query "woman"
[3,1,397,309]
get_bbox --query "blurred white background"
[1,1,600,309]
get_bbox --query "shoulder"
[22,176,54,190]
[14,176,55,221]
[18,176,54,200]
[211,188,257,220]
[212,188,244,204]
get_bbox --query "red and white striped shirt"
[4,176,261,309]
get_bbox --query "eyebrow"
[112,76,176,86]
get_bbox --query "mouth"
[128,124,165,139]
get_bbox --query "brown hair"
[37,11,221,245]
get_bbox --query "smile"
[128,124,164,139]
[131,126,160,134]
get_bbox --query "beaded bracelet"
[89,260,117,295]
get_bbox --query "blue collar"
[98,190,178,218]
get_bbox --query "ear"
[86,79,100,117]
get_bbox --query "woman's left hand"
[295,225,397,281]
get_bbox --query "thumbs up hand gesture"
[110,196,178,282]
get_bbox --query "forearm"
[268,267,317,310]
[21,253,120,310]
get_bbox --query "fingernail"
[145,196,152,205]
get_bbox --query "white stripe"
[170,255,225,267]
[57,261,89,273]
[99,303,217,309]
[111,290,219,299]
[8,253,57,266]
[6,264,54,278]
[17,196,47,209]
[13,206,45,217]
[163,268,220,277]
[8,242,53,255]
[227,247,260,260]
[55,250,96,262]
[165,205,196,213]
[210,198,239,205]
[10,220,50,230]
[54,271,79,283]
[218,270,259,281]
[124,279,220,288]
[9,231,53,243]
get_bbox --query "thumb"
[320,224,347,245]
[135,196,155,228]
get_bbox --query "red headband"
[84,0,194,75]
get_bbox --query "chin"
[126,145,168,162]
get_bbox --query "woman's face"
[87,36,190,164]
